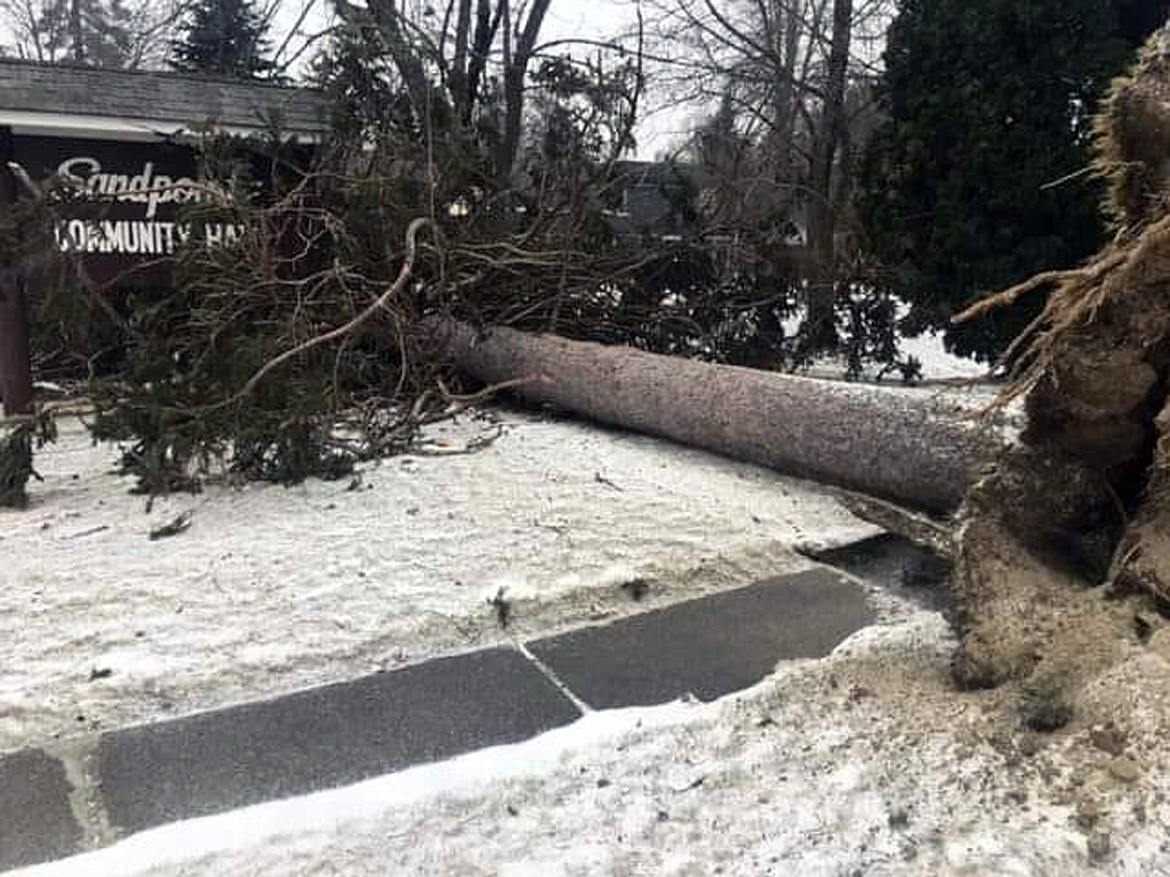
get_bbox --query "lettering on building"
[48,156,244,256]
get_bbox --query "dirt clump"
[950,19,1170,711]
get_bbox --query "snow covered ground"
[900,330,988,382]
[8,347,1170,875]
[1,407,878,753]
[13,610,1170,876]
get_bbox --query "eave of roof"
[0,58,327,139]
[0,109,321,143]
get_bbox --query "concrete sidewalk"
[1,567,874,872]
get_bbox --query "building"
[0,59,327,276]
[0,59,327,416]
[0,58,326,143]
[608,160,702,239]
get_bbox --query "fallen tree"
[438,321,999,513]
[8,5,1165,736]
[438,20,1170,727]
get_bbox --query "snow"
[1,407,877,752]
[900,330,988,381]
[7,368,1169,876]
[779,303,988,384]
[12,613,1170,877]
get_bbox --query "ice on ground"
[1,407,879,751]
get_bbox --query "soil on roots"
[952,20,1170,711]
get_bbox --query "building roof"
[0,59,327,141]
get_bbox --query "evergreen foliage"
[169,0,275,79]
[859,0,1170,361]
[36,22,650,492]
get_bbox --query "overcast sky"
[542,0,700,154]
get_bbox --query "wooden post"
[0,125,33,417]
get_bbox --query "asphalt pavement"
[1,565,875,872]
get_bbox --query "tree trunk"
[70,0,85,62]
[499,0,552,182]
[438,321,998,513]
[802,0,852,351]
[450,0,473,119]
[366,0,448,123]
[768,0,801,198]
[465,0,501,124]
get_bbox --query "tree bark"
[465,0,501,124]
[450,0,473,118]
[439,321,998,512]
[499,0,552,182]
[70,0,85,62]
[803,0,852,351]
[768,0,800,194]
[365,0,450,123]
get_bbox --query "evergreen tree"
[169,0,275,79]
[858,0,1170,361]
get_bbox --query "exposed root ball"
[1111,398,1170,606]
[1095,24,1170,229]
[950,18,1170,702]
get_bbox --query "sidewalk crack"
[512,641,593,715]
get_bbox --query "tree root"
[836,490,955,559]
[1110,398,1170,606]
[950,258,1116,325]
[948,25,1170,714]
[951,448,1139,689]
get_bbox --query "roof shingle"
[0,59,327,135]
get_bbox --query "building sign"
[8,134,246,282]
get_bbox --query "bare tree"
[333,0,562,183]
[647,0,896,354]
[0,0,183,67]
[123,0,185,67]
[0,0,75,61]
